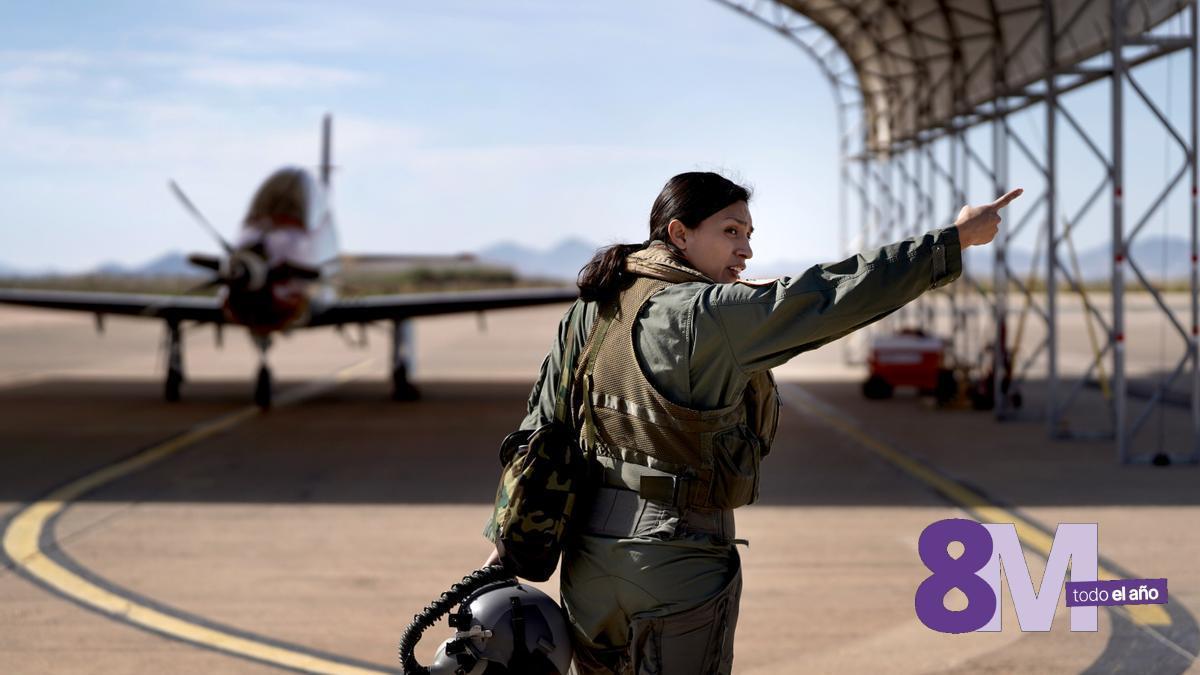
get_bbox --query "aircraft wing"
[0,288,224,323]
[307,286,578,326]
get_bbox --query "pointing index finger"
[989,188,1024,211]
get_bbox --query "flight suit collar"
[623,241,713,285]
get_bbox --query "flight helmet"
[428,579,572,675]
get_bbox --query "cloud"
[0,100,423,174]
[148,18,395,55]
[0,45,367,94]
[0,65,81,87]
[182,59,369,89]
[0,49,91,88]
[0,49,91,66]
[404,144,683,173]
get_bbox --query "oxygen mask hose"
[398,562,515,675]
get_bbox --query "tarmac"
[0,298,1197,674]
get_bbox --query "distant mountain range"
[0,251,206,279]
[962,234,1192,282]
[477,238,601,282]
[0,260,57,277]
[93,251,208,278]
[0,235,1192,283]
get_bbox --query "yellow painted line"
[779,382,1171,627]
[2,360,390,675]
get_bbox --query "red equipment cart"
[862,330,956,404]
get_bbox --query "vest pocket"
[709,425,762,509]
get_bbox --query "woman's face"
[668,201,754,283]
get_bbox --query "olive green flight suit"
[496,226,962,674]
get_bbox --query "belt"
[597,462,697,507]
[582,485,736,541]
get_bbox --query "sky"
[0,0,1194,275]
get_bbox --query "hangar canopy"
[774,0,1189,150]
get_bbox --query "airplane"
[0,115,578,408]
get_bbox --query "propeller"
[169,180,324,294]
[169,180,233,254]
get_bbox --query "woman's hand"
[954,188,1023,248]
[481,547,501,568]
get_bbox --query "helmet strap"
[510,597,529,663]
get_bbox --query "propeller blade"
[169,180,233,254]
[187,253,222,271]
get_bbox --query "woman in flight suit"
[485,171,1021,674]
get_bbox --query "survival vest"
[573,243,779,510]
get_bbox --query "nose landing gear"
[164,319,184,402]
[253,335,273,409]
[391,319,420,401]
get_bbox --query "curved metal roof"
[774,0,1189,150]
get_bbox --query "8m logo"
[915,519,1098,633]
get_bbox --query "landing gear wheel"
[935,368,957,406]
[1010,391,1024,410]
[165,370,182,403]
[392,370,420,401]
[255,366,272,409]
[862,375,894,400]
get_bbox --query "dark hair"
[577,172,752,303]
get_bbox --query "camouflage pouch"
[488,422,591,581]
[484,301,597,582]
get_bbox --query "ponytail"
[577,242,645,304]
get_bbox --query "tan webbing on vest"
[573,243,776,510]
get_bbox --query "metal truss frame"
[715,0,1198,464]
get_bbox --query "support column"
[1046,27,1060,437]
[838,100,849,259]
[955,130,973,361]
[855,147,872,365]
[1191,0,1199,460]
[860,152,870,259]
[1112,0,1128,462]
[838,100,854,364]
[994,102,1011,419]
[950,132,966,362]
